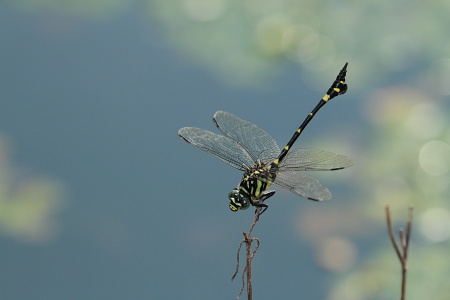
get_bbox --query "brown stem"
[385,205,413,300]
[233,207,262,300]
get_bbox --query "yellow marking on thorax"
[254,180,263,197]
[240,185,249,194]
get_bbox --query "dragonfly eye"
[228,188,250,211]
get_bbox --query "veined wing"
[278,148,353,171]
[213,111,280,164]
[273,171,332,201]
[178,127,254,171]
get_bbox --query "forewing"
[178,127,254,171]
[278,148,353,171]
[273,171,332,201]
[213,111,280,164]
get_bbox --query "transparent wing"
[273,171,332,201]
[213,111,280,164]
[178,127,254,171]
[278,148,353,171]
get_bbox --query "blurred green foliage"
[8,0,450,86]
[0,138,64,243]
[325,86,450,300]
[149,0,450,86]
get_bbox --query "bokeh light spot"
[419,208,450,242]
[183,0,225,22]
[404,102,444,139]
[328,271,380,300]
[419,140,450,176]
[415,166,450,196]
[365,87,424,125]
[256,16,292,55]
[302,34,335,71]
[317,236,357,272]
[282,25,318,63]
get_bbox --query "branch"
[385,205,414,300]
[232,207,262,300]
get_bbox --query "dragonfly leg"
[259,190,276,202]
[253,190,276,217]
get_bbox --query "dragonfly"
[178,63,352,215]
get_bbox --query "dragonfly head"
[228,188,250,212]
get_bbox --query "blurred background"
[1,0,450,299]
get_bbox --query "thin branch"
[404,207,413,261]
[385,205,414,300]
[232,207,262,300]
[232,241,244,279]
[385,205,403,261]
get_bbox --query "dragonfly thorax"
[228,165,275,212]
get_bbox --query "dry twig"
[385,205,413,300]
[232,207,262,300]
